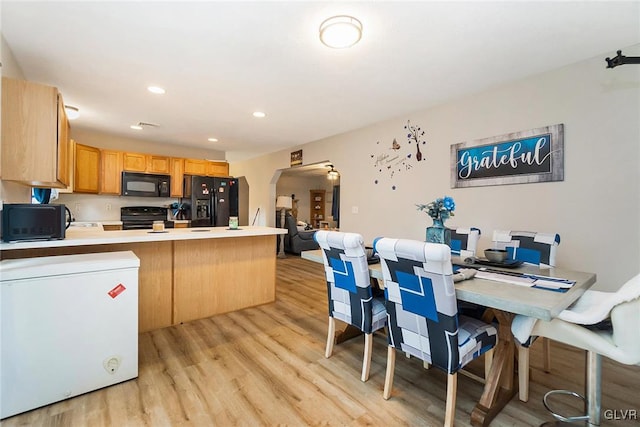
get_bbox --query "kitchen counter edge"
[0,226,287,251]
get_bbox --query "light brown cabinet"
[309,189,326,229]
[184,158,229,177]
[100,149,123,194]
[184,159,208,176]
[122,152,170,174]
[170,157,184,197]
[68,144,227,195]
[74,143,100,193]
[148,156,170,174]
[1,77,70,188]
[122,152,147,172]
[207,161,229,177]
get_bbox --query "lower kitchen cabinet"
[1,235,276,333]
[172,236,275,324]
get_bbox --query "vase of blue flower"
[416,196,455,245]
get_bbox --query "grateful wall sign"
[450,124,564,188]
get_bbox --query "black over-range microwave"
[121,172,171,197]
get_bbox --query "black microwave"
[121,172,171,197]
[2,204,68,242]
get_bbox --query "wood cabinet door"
[147,156,170,174]
[170,157,184,197]
[206,161,229,177]
[123,152,147,172]
[74,143,100,193]
[184,159,208,175]
[1,77,60,186]
[100,149,123,194]
[56,94,70,186]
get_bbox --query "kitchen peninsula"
[0,227,286,332]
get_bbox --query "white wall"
[231,44,640,291]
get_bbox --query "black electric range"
[120,206,173,230]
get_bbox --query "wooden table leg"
[471,310,518,427]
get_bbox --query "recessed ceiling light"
[208,138,219,142]
[130,125,143,130]
[319,15,363,49]
[253,111,266,118]
[64,105,80,120]
[147,86,166,94]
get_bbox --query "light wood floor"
[3,256,639,426]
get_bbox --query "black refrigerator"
[183,175,239,227]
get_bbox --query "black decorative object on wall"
[370,120,428,190]
[606,50,640,69]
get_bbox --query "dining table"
[301,249,596,427]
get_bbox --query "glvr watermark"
[604,409,638,421]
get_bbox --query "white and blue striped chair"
[492,230,560,269]
[314,230,387,382]
[448,226,481,258]
[374,237,497,427]
[492,229,561,401]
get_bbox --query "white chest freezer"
[1,251,140,419]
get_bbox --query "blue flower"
[416,196,455,221]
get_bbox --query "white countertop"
[0,226,286,250]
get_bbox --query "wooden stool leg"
[361,333,373,381]
[383,346,396,399]
[444,372,458,427]
[543,337,551,373]
[517,343,530,402]
[325,317,335,358]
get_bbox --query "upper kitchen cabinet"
[74,143,100,194]
[1,77,71,188]
[183,159,208,176]
[148,156,170,174]
[207,161,229,177]
[170,157,184,197]
[184,158,229,177]
[100,149,123,194]
[122,152,147,172]
[123,152,170,174]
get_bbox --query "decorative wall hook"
[605,50,640,69]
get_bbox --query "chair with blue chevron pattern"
[374,237,497,427]
[314,230,387,382]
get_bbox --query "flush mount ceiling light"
[319,15,363,49]
[327,164,340,180]
[147,86,166,94]
[253,111,266,118]
[64,105,80,120]
[208,137,219,142]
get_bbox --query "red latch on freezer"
[108,284,126,299]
